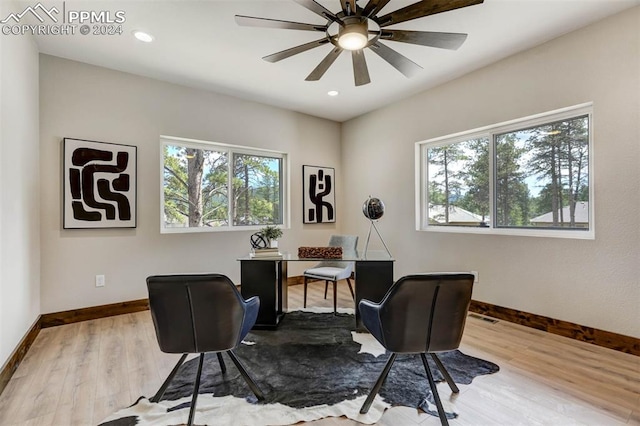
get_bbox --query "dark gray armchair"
[146,274,264,426]
[358,273,475,425]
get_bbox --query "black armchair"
[146,274,264,426]
[358,273,475,425]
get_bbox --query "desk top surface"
[238,250,394,262]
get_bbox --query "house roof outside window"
[530,202,589,227]
[429,205,487,226]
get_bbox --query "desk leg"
[279,261,288,318]
[355,261,394,332]
[240,260,287,329]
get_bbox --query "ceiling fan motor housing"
[337,16,369,50]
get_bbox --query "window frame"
[160,135,289,234]
[415,103,594,239]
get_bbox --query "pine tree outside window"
[161,136,288,233]
[416,103,593,239]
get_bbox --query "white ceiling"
[30,0,639,122]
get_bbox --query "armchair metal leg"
[227,350,265,400]
[430,353,459,393]
[150,353,188,403]
[217,352,227,374]
[324,281,329,299]
[421,353,449,426]
[360,353,397,414]
[303,277,308,308]
[187,353,205,426]
[346,278,355,300]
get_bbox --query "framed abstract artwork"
[303,165,335,224]
[63,138,137,229]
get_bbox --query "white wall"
[0,2,41,366]
[39,55,342,314]
[342,8,640,338]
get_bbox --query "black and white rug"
[99,309,499,425]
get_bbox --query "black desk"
[238,251,394,331]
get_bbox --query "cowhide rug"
[99,309,499,425]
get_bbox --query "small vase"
[270,240,278,249]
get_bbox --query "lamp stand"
[363,220,392,258]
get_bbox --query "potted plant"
[260,225,283,248]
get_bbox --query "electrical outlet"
[471,271,479,283]
[95,275,105,287]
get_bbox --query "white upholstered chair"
[303,235,358,314]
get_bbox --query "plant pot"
[270,240,278,249]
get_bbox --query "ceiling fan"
[235,0,484,86]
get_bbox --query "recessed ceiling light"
[327,90,339,97]
[133,31,154,43]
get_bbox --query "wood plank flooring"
[0,281,638,425]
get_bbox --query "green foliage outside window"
[424,109,590,232]
[162,141,285,231]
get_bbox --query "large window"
[161,136,287,233]
[417,103,593,238]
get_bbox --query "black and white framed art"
[303,165,335,224]
[63,138,137,229]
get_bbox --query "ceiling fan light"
[338,20,368,51]
[338,32,367,50]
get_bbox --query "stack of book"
[250,247,282,258]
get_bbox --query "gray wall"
[39,55,342,314]
[341,8,640,338]
[0,3,41,365]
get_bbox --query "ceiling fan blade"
[352,50,371,86]
[369,42,423,78]
[293,0,341,23]
[376,0,484,27]
[263,38,330,63]
[235,15,327,32]
[361,0,392,18]
[381,30,468,50]
[306,46,343,81]
[340,0,357,15]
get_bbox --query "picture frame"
[63,137,137,229]
[303,165,335,224]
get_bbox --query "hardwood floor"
[0,282,638,425]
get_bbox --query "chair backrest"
[146,274,248,354]
[377,273,474,353]
[317,235,358,270]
